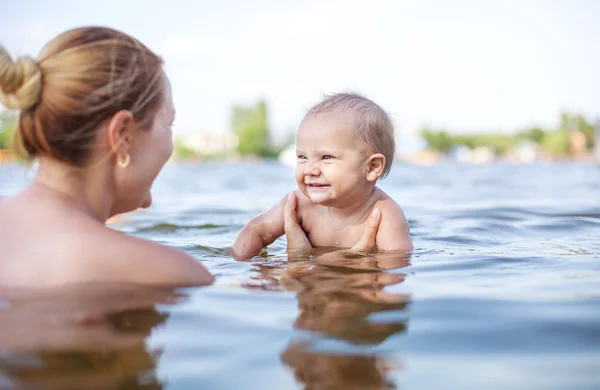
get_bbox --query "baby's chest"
[303,218,367,248]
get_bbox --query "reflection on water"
[0,252,410,390]
[281,346,396,390]
[246,249,410,390]
[0,284,181,389]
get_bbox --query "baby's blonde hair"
[307,92,395,179]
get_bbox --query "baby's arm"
[230,195,287,260]
[375,199,414,252]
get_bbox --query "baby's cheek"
[300,187,311,200]
[294,180,309,199]
[294,172,304,187]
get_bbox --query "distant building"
[569,130,587,158]
[0,149,13,163]
[451,145,495,164]
[513,140,540,163]
[178,132,238,156]
[451,145,471,163]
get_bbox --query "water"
[1,161,599,389]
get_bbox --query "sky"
[1,0,599,146]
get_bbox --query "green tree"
[231,99,278,157]
[517,127,546,144]
[0,110,17,149]
[453,134,477,149]
[542,130,570,156]
[420,128,455,154]
[472,133,514,155]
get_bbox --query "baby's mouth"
[307,183,330,189]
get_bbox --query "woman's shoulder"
[83,227,214,287]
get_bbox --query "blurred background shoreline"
[1,106,598,166]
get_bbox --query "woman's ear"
[106,110,135,159]
[366,153,386,182]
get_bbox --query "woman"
[0,26,214,287]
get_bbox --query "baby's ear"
[366,153,385,182]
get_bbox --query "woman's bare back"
[0,191,117,287]
[0,190,213,288]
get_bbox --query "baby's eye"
[297,155,307,160]
[322,155,333,160]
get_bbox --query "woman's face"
[112,74,175,215]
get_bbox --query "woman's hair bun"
[0,47,42,111]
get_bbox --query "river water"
[0,161,599,389]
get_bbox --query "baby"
[232,93,413,259]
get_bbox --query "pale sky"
[1,0,599,145]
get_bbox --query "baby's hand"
[351,208,381,252]
[284,192,312,250]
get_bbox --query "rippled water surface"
[1,161,599,389]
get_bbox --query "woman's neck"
[31,157,115,222]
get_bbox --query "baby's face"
[295,114,372,207]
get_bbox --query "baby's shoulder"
[372,188,407,219]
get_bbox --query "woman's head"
[0,26,165,166]
[0,26,175,215]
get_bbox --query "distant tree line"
[421,112,596,157]
[3,107,595,160]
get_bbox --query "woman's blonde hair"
[0,26,164,165]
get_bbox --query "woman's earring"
[118,153,130,168]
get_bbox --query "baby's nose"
[304,161,320,176]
